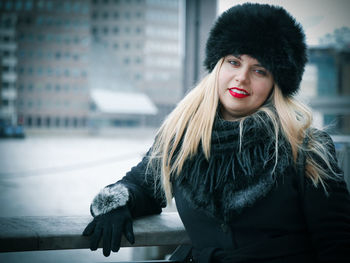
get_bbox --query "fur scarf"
[173,112,294,222]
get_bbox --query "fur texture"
[204,3,307,96]
[173,112,293,222]
[91,183,129,216]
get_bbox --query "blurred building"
[299,42,350,135]
[15,0,91,129]
[307,47,350,135]
[90,0,182,126]
[0,12,17,126]
[0,0,182,132]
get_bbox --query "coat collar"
[173,111,293,222]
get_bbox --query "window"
[45,117,51,127]
[5,1,13,10]
[36,117,41,127]
[64,117,69,127]
[26,116,32,126]
[15,1,23,11]
[55,117,60,127]
[103,26,109,35]
[25,0,33,11]
[123,57,130,64]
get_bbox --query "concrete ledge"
[0,213,190,253]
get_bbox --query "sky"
[218,0,350,46]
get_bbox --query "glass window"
[55,51,61,59]
[64,69,70,77]
[26,116,32,126]
[63,1,70,12]
[46,0,53,11]
[25,0,33,11]
[55,117,60,127]
[15,0,23,10]
[36,117,41,127]
[27,67,33,75]
[5,1,13,10]
[45,117,51,127]
[37,0,44,9]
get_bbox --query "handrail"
[0,212,190,253]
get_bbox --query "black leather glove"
[82,205,135,257]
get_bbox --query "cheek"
[256,82,273,99]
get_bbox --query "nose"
[235,67,249,83]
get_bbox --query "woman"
[83,3,350,262]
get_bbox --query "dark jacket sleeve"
[117,150,167,218]
[302,131,350,262]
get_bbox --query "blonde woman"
[83,3,350,262]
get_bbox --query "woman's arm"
[90,149,167,218]
[83,149,167,257]
[302,132,350,262]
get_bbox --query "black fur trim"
[173,112,293,222]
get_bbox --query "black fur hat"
[204,3,307,96]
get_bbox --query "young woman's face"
[218,54,274,121]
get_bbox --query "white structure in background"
[90,89,157,129]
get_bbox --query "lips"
[228,87,250,98]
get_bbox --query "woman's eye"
[229,60,240,66]
[254,69,267,76]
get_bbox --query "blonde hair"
[148,58,340,203]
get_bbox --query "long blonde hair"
[149,58,340,203]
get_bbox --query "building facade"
[0,0,182,131]
[90,0,182,126]
[0,12,17,127]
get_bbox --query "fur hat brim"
[204,3,307,96]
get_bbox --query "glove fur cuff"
[91,183,129,216]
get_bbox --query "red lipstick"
[228,87,250,98]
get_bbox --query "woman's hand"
[82,206,135,257]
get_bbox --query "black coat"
[117,119,350,263]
